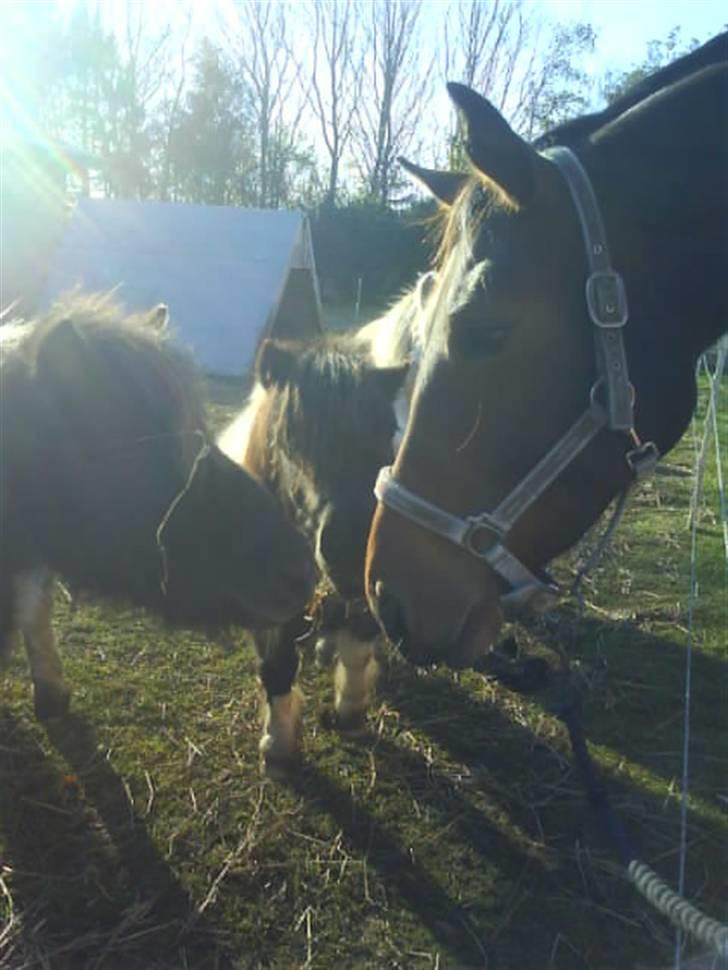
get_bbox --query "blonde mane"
[221,270,439,467]
[413,175,517,368]
[217,381,267,467]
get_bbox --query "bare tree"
[225,0,310,207]
[445,0,531,101]
[443,0,539,157]
[442,0,595,146]
[105,0,174,196]
[158,7,194,202]
[304,0,362,206]
[354,0,430,207]
[518,22,596,138]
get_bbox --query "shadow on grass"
[0,710,234,970]
[282,757,491,968]
[367,648,727,966]
[519,608,728,793]
[368,606,726,829]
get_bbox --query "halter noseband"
[374,146,659,611]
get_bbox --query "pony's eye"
[449,312,510,357]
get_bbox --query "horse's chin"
[395,596,504,670]
[441,597,504,669]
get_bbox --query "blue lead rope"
[551,688,728,958]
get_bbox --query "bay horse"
[366,34,728,667]
[0,292,315,719]
[218,278,432,769]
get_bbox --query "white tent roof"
[43,197,321,375]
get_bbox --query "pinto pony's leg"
[314,627,337,669]
[15,569,70,720]
[1,577,19,658]
[334,631,378,732]
[254,620,303,772]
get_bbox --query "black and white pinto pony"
[218,275,434,770]
[1,293,315,720]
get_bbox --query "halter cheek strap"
[374,146,660,610]
[374,465,559,610]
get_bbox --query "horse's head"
[366,85,637,667]
[252,337,407,599]
[28,294,314,628]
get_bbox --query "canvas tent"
[42,198,322,375]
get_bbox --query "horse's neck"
[589,64,728,361]
[543,34,727,152]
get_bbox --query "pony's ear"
[447,82,541,206]
[365,363,410,400]
[34,317,86,382]
[148,304,169,329]
[256,339,297,389]
[399,157,468,206]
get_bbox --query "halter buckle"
[586,271,628,328]
[463,517,505,558]
[626,440,660,478]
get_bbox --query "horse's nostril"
[373,580,406,643]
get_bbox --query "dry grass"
[1,378,726,969]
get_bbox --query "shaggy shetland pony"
[218,276,433,769]
[0,293,314,719]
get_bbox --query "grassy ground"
[1,376,726,970]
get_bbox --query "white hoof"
[260,688,303,763]
[314,635,337,669]
[334,634,378,730]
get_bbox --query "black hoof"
[521,657,551,690]
[334,708,369,737]
[499,635,520,659]
[34,682,71,721]
[262,752,301,780]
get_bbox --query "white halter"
[375,147,659,610]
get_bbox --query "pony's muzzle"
[275,539,317,612]
[370,580,407,646]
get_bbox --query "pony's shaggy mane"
[1,291,208,456]
[266,336,387,483]
[221,278,432,476]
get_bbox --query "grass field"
[1,374,726,970]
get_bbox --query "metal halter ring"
[589,377,635,412]
[463,517,505,558]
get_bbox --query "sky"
[1,0,725,166]
[44,0,727,78]
[540,0,726,73]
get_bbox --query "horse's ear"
[256,338,296,389]
[399,157,468,206]
[34,317,86,381]
[447,82,540,206]
[366,363,410,400]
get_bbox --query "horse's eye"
[449,313,510,357]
